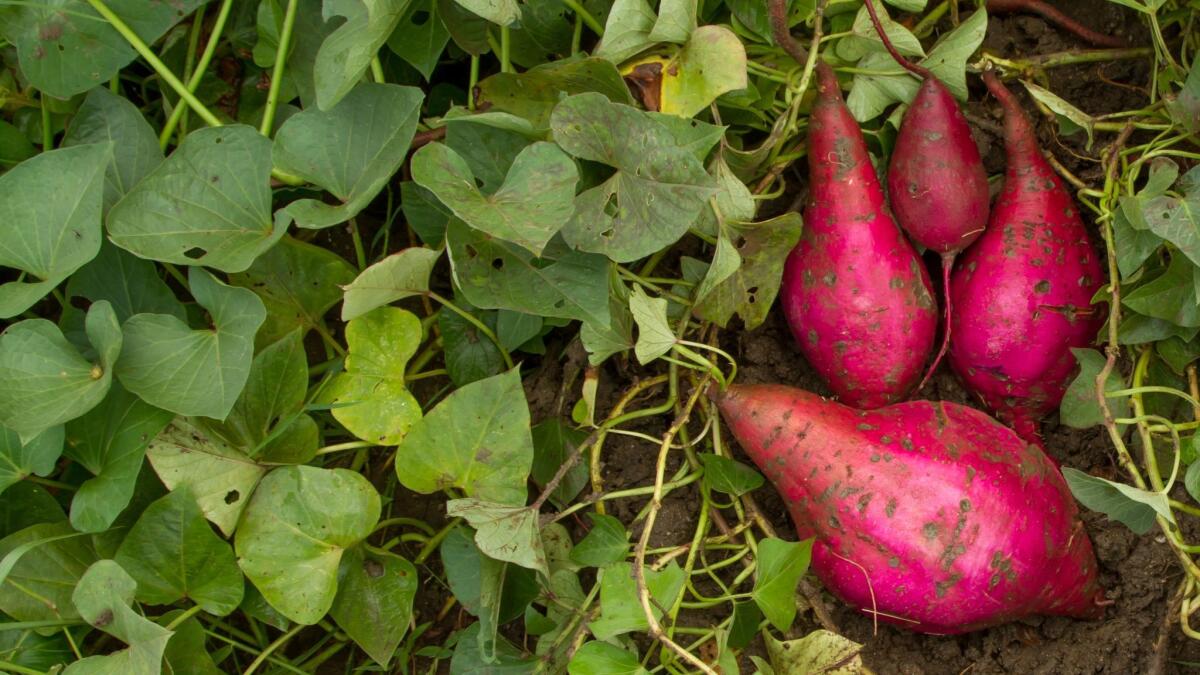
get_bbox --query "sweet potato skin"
[715,383,1105,634]
[781,64,937,409]
[948,73,1105,442]
[888,78,990,255]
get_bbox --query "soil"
[380,1,1200,672]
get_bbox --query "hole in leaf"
[411,9,430,24]
[364,559,385,578]
[491,258,504,270]
[734,236,747,249]
[475,176,485,189]
[183,247,206,260]
[224,490,240,504]
[70,295,91,311]
[214,137,223,144]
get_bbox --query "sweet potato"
[779,62,937,409]
[948,71,1105,445]
[713,383,1105,634]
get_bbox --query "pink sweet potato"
[714,383,1105,634]
[779,62,937,409]
[862,0,991,389]
[948,71,1105,445]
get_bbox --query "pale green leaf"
[764,630,869,675]
[146,418,268,537]
[694,213,804,330]
[590,561,685,639]
[568,642,647,675]
[451,0,520,25]
[0,301,121,440]
[1023,80,1095,148]
[594,0,656,63]
[323,307,423,445]
[659,25,748,118]
[446,499,548,575]
[0,143,109,318]
[114,488,244,615]
[274,83,424,228]
[117,268,266,419]
[235,466,381,624]
[629,286,675,364]
[108,126,284,273]
[62,561,173,675]
[649,0,695,43]
[394,368,532,505]
[314,0,410,110]
[342,249,442,320]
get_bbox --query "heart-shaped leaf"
[0,301,122,441]
[0,426,64,496]
[117,268,266,419]
[235,466,381,624]
[0,142,110,318]
[64,384,173,533]
[62,87,163,211]
[313,0,410,110]
[413,142,578,255]
[63,560,173,674]
[659,26,748,118]
[274,83,424,228]
[0,522,97,622]
[108,126,284,273]
[394,368,532,505]
[446,499,549,575]
[342,247,442,320]
[751,538,812,631]
[329,546,418,666]
[693,213,804,330]
[323,307,423,445]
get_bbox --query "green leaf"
[476,57,634,129]
[498,310,545,351]
[114,487,244,616]
[63,242,185,330]
[252,0,285,67]
[64,384,173,533]
[440,525,538,622]
[551,93,718,261]
[845,51,920,123]
[438,0,492,55]
[447,220,612,327]
[694,154,756,238]
[1023,81,1095,149]
[413,142,579,255]
[402,181,455,245]
[452,0,520,25]
[62,561,173,675]
[1159,336,1200,374]
[507,0,573,68]
[590,561,685,640]
[274,83,424,228]
[594,0,656,64]
[0,142,109,318]
[659,26,748,118]
[841,1,924,62]
[161,612,221,675]
[146,418,268,536]
[694,213,804,330]
[912,7,986,101]
[229,235,358,349]
[1124,254,1200,327]
[108,125,284,273]
[699,453,764,496]
[313,0,410,110]
[752,537,812,631]
[568,642,647,675]
[1166,54,1200,135]
[323,307,423,445]
[1186,461,1200,504]
[581,274,634,364]
[0,301,121,440]
[0,522,96,622]
[629,286,676,364]
[649,0,694,43]
[0,0,204,97]
[62,87,163,211]
[0,482,67,539]
[764,630,867,675]
[1060,348,1130,429]
[342,247,441,320]
[118,268,266,419]
[569,513,629,568]
[0,120,35,166]
[1142,166,1200,268]
[728,600,763,649]
[330,545,418,666]
[0,627,70,670]
[449,622,538,673]
[387,0,452,79]
[446,499,549,575]
[1063,467,1173,534]
[1113,198,1164,277]
[0,426,63,496]
[203,330,316,464]
[235,466,381,624]
[440,305,505,386]
[394,368,532,505]
[530,419,589,508]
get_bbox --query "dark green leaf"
[63,242,185,330]
[0,482,66,539]
[530,419,589,508]
[0,120,35,166]
[1063,467,1172,534]
[114,487,244,616]
[699,453,764,496]
[0,522,96,622]
[568,642,646,675]
[330,546,418,666]
[402,181,454,245]
[476,57,634,129]
[438,0,492,55]
[0,426,63,496]
[449,622,537,674]
[387,0,452,79]
[161,611,221,675]
[1159,336,1200,374]
[313,0,409,110]
[1124,254,1200,327]
[727,600,763,649]
[62,87,163,211]
[440,306,505,386]
[1060,349,1130,429]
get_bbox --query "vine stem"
[425,292,513,369]
[260,0,300,137]
[560,0,603,34]
[160,0,232,148]
[164,604,205,631]
[631,378,717,675]
[85,0,221,127]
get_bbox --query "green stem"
[39,91,52,150]
[560,0,603,34]
[86,0,222,127]
[159,0,233,148]
[0,661,44,675]
[468,56,480,111]
[164,604,205,631]
[374,516,436,536]
[26,476,77,491]
[0,619,82,631]
[202,629,310,675]
[243,624,304,675]
[370,56,386,83]
[427,292,514,369]
[316,440,374,455]
[260,0,299,137]
[415,519,460,564]
[349,218,368,270]
[178,3,205,138]
[911,0,948,37]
